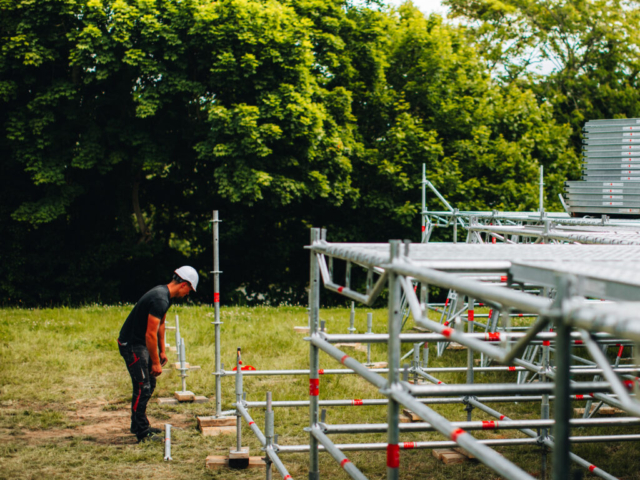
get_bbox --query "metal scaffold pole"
[212,210,223,417]
[308,228,321,480]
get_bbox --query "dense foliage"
[4,0,624,306]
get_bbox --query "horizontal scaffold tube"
[320,417,640,434]
[320,332,625,344]
[276,434,640,454]
[243,396,553,408]
[409,381,613,397]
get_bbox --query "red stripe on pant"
[128,353,139,367]
[133,382,144,412]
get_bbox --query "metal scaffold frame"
[302,231,640,480]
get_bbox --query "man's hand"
[151,362,163,377]
[160,352,168,367]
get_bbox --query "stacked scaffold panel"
[566,118,640,216]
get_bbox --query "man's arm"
[146,314,162,376]
[158,314,167,366]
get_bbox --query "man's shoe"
[137,431,163,443]
[147,426,162,434]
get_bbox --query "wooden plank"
[399,413,413,424]
[198,416,237,429]
[194,395,209,404]
[205,455,266,470]
[402,409,421,422]
[574,406,624,416]
[157,397,179,406]
[201,426,236,437]
[446,342,467,350]
[294,326,309,334]
[432,449,467,465]
[366,362,388,369]
[334,343,367,353]
[453,447,477,460]
[174,391,195,402]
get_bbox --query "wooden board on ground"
[174,391,195,402]
[197,416,236,429]
[574,406,624,416]
[399,413,414,423]
[205,455,266,469]
[166,326,176,330]
[402,409,421,422]
[201,426,236,437]
[334,343,367,353]
[432,449,467,465]
[453,447,477,460]
[157,395,208,405]
[294,326,309,334]
[366,362,388,369]
[446,342,467,350]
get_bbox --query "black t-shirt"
[119,285,172,346]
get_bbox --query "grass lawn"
[0,304,639,479]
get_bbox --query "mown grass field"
[1,305,639,480]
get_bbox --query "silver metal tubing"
[163,424,172,461]
[320,417,640,434]
[309,427,368,480]
[308,229,321,480]
[220,368,390,376]
[212,210,223,417]
[409,382,612,397]
[388,389,535,480]
[542,438,618,480]
[243,396,552,409]
[235,402,266,445]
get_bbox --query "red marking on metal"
[403,442,416,449]
[318,369,325,375]
[518,313,523,317]
[590,393,595,398]
[478,303,484,306]
[492,237,496,244]
[508,366,516,371]
[589,465,596,473]
[445,298,450,306]
[232,365,257,371]
[489,309,493,317]
[442,328,453,338]
[576,395,584,400]
[284,476,292,480]
[468,310,474,322]
[309,378,319,396]
[618,344,624,357]
[486,332,500,341]
[437,381,443,384]
[341,459,351,468]
[550,328,553,332]
[421,226,426,232]
[624,379,635,390]
[499,415,505,420]
[482,421,496,430]
[543,340,551,346]
[450,428,465,442]
[387,444,400,468]
[340,355,350,365]
[500,276,507,282]
[337,286,344,293]
[444,321,450,327]
[249,421,255,425]
[214,293,220,303]
[352,399,363,406]
[574,340,583,345]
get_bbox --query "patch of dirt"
[0,399,194,445]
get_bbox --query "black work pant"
[118,341,156,438]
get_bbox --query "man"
[117,266,199,443]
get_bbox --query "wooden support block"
[169,346,177,352]
[173,362,190,369]
[174,391,195,402]
[399,413,413,423]
[194,395,209,404]
[197,416,236,429]
[205,455,266,469]
[157,397,179,406]
[294,326,309,334]
[432,449,467,465]
[574,406,624,416]
[201,426,236,436]
[446,342,467,350]
[408,379,427,385]
[366,362,388,369]
[166,326,176,330]
[402,409,422,422]
[453,447,477,460]
[334,343,367,352]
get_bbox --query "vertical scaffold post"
[309,228,322,480]
[421,163,427,243]
[174,314,181,357]
[164,424,172,461]
[180,340,187,392]
[539,165,545,215]
[235,347,243,453]
[553,277,573,480]
[386,240,402,480]
[265,391,274,480]
[348,301,356,334]
[540,330,551,480]
[466,297,475,422]
[366,313,373,365]
[212,210,223,417]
